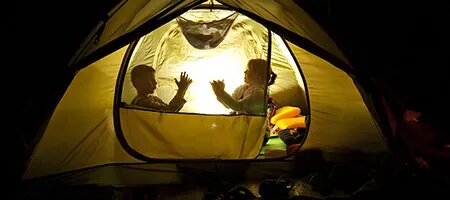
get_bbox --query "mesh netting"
[176,12,238,49]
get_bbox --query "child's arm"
[167,72,192,111]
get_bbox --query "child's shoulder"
[236,84,249,90]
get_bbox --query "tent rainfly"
[23,0,390,185]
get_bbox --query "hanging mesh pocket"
[176,12,238,49]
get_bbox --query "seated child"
[131,64,192,112]
[210,59,276,115]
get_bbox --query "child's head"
[244,59,276,85]
[131,64,157,95]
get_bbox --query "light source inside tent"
[123,9,269,115]
[116,9,274,160]
[161,9,253,114]
[177,53,247,114]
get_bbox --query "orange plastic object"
[276,116,306,129]
[270,106,301,124]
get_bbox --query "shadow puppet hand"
[210,79,225,95]
[175,71,192,92]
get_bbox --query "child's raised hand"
[175,72,193,92]
[210,80,225,94]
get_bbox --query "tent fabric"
[122,11,271,114]
[218,0,349,65]
[70,0,202,66]
[269,33,308,112]
[23,1,389,183]
[116,11,283,159]
[23,47,141,179]
[120,109,266,159]
[287,42,387,156]
[70,0,349,71]
[121,11,305,113]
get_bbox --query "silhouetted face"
[132,65,158,95]
[244,64,262,85]
[135,71,157,95]
[145,72,157,94]
[244,69,250,84]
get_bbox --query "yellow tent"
[23,0,389,185]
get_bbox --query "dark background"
[9,0,449,195]
[298,0,449,108]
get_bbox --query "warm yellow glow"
[273,33,305,90]
[178,50,247,114]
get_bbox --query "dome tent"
[23,0,389,185]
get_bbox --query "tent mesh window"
[176,12,238,49]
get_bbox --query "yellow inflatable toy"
[270,106,301,125]
[275,116,306,129]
